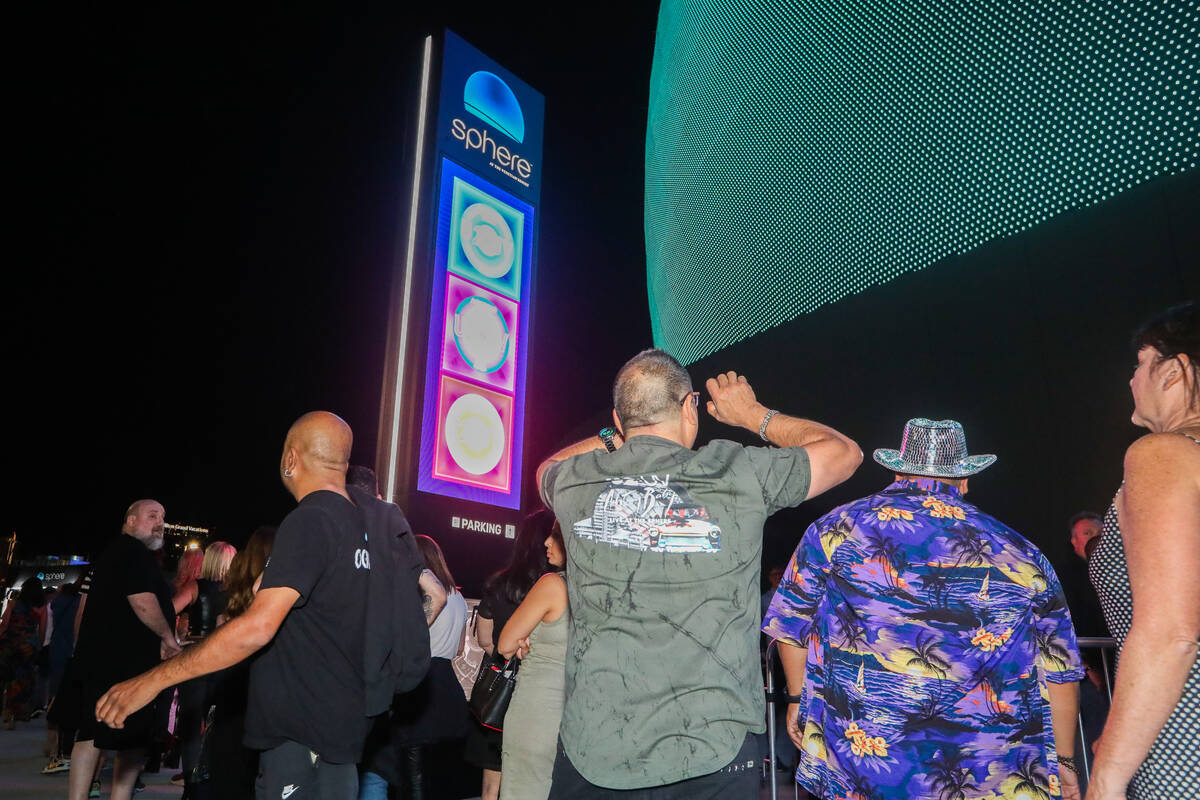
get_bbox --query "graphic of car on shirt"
[573,475,722,554]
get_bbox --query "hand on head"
[705,372,766,430]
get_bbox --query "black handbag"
[468,652,520,731]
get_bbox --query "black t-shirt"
[244,490,372,763]
[476,585,519,644]
[75,534,175,680]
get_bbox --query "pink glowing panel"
[432,375,514,492]
[440,274,520,393]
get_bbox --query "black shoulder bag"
[468,652,520,731]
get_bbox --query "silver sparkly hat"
[873,418,996,478]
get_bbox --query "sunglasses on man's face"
[678,391,699,409]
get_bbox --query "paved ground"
[0,715,792,799]
[0,715,179,799]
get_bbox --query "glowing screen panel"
[413,30,542,510]
[442,274,519,392]
[645,0,1200,365]
[417,158,536,506]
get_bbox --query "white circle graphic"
[453,296,509,373]
[459,202,515,279]
[444,393,506,475]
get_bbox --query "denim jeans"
[357,770,388,800]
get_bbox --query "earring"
[283,467,295,478]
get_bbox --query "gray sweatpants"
[255,740,357,800]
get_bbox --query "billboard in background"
[414,33,544,510]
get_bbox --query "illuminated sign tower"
[378,31,544,555]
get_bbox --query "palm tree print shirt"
[763,478,1084,800]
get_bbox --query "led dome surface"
[459,202,516,278]
[463,70,525,143]
[646,0,1200,365]
[453,295,510,373]
[444,393,506,475]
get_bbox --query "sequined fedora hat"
[873,418,996,478]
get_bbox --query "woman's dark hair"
[415,535,457,595]
[483,508,559,607]
[224,525,276,619]
[1134,301,1200,408]
[19,578,46,608]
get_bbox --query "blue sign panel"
[436,30,545,204]
[415,31,543,510]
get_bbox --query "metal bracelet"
[758,409,779,442]
[1057,755,1078,773]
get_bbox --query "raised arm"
[96,586,298,729]
[536,431,623,508]
[497,574,567,659]
[706,372,862,499]
[1087,434,1200,800]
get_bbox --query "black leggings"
[394,741,465,800]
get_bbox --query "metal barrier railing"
[763,638,796,800]
[1075,635,1118,788]
[763,635,1118,800]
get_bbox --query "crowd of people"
[0,300,1196,800]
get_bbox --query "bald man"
[96,412,430,800]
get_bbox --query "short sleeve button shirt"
[764,478,1085,800]
[543,436,811,789]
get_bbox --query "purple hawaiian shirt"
[764,478,1084,800]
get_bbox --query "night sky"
[12,5,661,556]
[11,3,1195,594]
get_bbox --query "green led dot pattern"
[645,0,1200,365]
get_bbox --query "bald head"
[286,411,353,467]
[280,411,353,500]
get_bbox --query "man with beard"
[67,499,180,800]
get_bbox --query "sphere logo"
[463,70,525,143]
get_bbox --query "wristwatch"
[598,426,617,453]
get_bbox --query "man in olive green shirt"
[538,348,861,797]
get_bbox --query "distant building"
[164,523,211,567]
